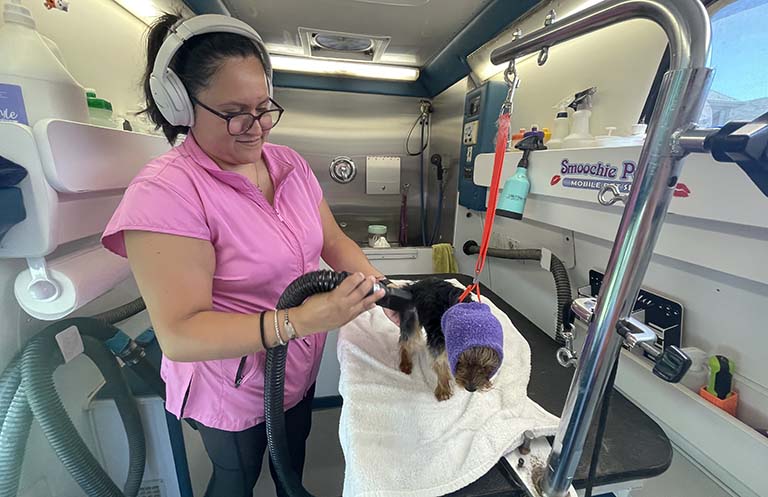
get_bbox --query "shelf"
[615,349,768,497]
[473,146,768,285]
[0,120,169,258]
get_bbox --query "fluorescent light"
[113,0,193,26]
[113,0,161,24]
[271,55,420,82]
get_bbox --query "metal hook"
[598,184,629,206]
[537,9,557,66]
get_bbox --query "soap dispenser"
[563,87,597,149]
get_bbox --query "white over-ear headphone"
[148,14,273,128]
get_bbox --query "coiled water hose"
[463,240,572,344]
[0,299,153,497]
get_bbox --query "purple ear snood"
[441,301,504,376]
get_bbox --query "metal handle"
[617,316,658,349]
[537,9,557,66]
[329,156,357,184]
[597,184,628,206]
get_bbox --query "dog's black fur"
[395,277,501,400]
[397,277,464,357]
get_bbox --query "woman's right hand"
[292,273,384,336]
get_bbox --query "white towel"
[337,279,560,497]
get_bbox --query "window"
[699,0,768,127]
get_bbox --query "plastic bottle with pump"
[0,0,89,126]
[563,87,597,149]
[547,98,571,149]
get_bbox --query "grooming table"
[388,274,672,497]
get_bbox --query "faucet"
[490,1,713,496]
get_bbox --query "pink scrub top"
[102,134,326,431]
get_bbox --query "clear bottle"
[680,347,710,393]
[547,107,570,149]
[0,0,89,126]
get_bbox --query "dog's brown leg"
[433,351,453,401]
[398,308,419,375]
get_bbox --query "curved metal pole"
[490,0,710,70]
[490,1,712,496]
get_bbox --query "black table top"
[389,273,672,496]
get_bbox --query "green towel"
[432,243,458,273]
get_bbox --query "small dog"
[395,277,502,401]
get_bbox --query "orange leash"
[459,112,511,303]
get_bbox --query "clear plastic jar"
[368,225,387,248]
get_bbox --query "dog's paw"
[399,348,413,374]
[434,385,453,401]
[399,357,413,375]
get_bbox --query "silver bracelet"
[273,310,286,346]
[284,309,297,340]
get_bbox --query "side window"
[699,0,768,127]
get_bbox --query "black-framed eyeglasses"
[191,97,284,136]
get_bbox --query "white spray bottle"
[563,87,598,149]
[547,96,572,149]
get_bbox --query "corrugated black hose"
[265,270,412,497]
[0,299,152,497]
[265,270,349,497]
[462,240,572,344]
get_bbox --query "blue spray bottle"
[496,133,547,220]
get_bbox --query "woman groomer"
[102,13,394,497]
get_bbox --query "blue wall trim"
[418,0,540,97]
[183,0,538,98]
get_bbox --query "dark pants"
[196,385,315,497]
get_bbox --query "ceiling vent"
[298,27,391,62]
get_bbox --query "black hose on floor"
[463,240,572,344]
[0,298,151,497]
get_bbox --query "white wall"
[20,0,148,116]
[0,3,151,496]
[468,0,667,138]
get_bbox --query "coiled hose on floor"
[0,299,152,497]
[265,270,349,497]
[463,240,572,344]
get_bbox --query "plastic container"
[700,386,739,417]
[87,95,118,128]
[563,87,597,149]
[542,127,551,143]
[496,164,530,220]
[0,0,89,126]
[563,108,597,148]
[548,110,569,149]
[626,121,648,146]
[524,124,545,140]
[680,347,710,392]
[510,128,526,149]
[368,225,388,248]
